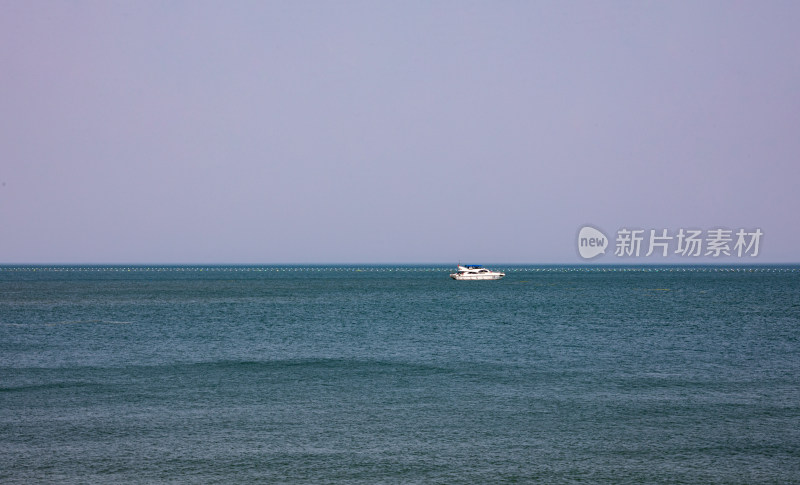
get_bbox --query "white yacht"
[450,265,506,281]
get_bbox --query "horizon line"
[2,262,799,267]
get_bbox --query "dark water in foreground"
[1,265,799,484]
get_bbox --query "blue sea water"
[1,265,799,484]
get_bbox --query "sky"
[2,1,799,264]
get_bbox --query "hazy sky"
[2,1,799,263]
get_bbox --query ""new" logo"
[577,226,608,259]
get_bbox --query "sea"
[1,264,799,484]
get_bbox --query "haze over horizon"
[3,2,799,264]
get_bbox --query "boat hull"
[450,273,505,280]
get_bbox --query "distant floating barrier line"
[0,265,797,273]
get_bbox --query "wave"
[0,320,133,327]
[0,358,471,377]
[0,381,112,393]
[163,357,454,375]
